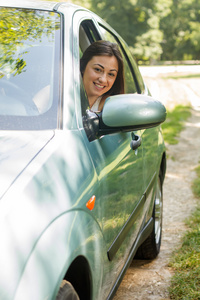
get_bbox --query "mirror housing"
[97,94,166,136]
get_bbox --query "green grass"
[169,166,200,299]
[169,209,200,299]
[164,73,200,80]
[192,165,200,199]
[161,105,191,145]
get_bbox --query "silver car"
[0,1,166,299]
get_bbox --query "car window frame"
[72,13,102,136]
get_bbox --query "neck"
[89,97,99,108]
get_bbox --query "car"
[0,1,167,299]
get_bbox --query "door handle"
[130,133,141,150]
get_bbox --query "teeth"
[95,83,104,88]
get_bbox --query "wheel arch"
[63,255,92,300]
[13,209,104,300]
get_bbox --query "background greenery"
[53,0,200,63]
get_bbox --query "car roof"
[0,0,80,11]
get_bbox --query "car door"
[98,21,162,205]
[95,21,148,254]
[73,11,146,290]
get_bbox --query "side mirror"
[98,94,166,136]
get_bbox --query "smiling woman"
[80,40,125,111]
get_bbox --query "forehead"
[89,55,118,70]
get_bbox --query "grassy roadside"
[163,105,200,299]
[168,176,200,299]
[161,105,191,145]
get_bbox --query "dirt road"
[114,68,200,300]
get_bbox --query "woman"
[80,40,125,112]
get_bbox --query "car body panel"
[79,129,144,288]
[0,131,54,198]
[0,129,104,299]
[14,211,104,300]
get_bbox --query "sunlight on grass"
[169,208,200,299]
[192,165,200,199]
[162,105,191,145]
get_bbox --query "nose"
[99,73,107,83]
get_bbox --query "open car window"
[0,7,61,130]
[99,24,139,94]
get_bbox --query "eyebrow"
[94,63,118,72]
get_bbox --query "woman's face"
[82,55,118,107]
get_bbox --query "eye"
[109,73,115,77]
[94,67,101,73]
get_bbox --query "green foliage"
[87,0,200,61]
[169,207,200,299]
[88,0,164,61]
[161,105,191,145]
[47,0,200,62]
[160,0,200,60]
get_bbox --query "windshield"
[0,7,61,130]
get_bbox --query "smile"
[94,82,105,89]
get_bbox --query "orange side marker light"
[86,195,96,211]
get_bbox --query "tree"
[160,0,200,60]
[89,0,165,62]
[46,0,200,61]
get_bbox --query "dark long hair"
[80,40,125,97]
